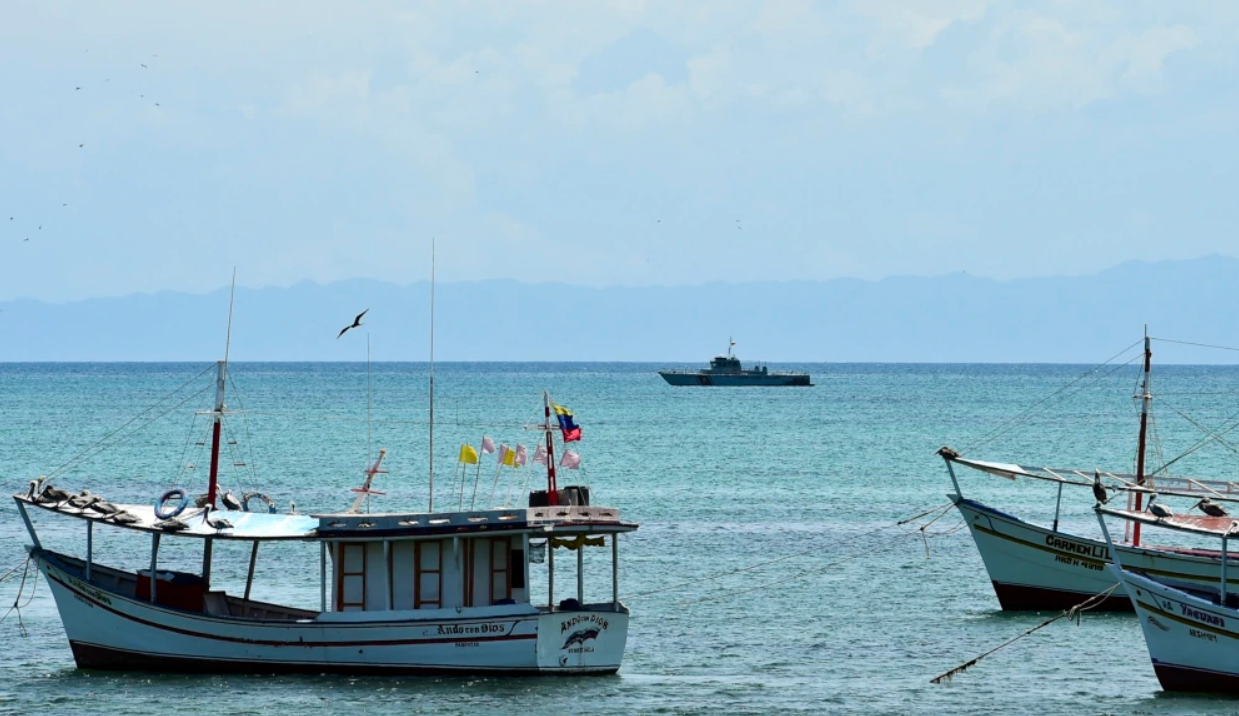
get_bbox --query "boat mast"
[207,271,237,510]
[543,391,559,506]
[1133,328,1152,546]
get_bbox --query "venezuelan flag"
[553,403,582,442]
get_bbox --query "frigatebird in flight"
[337,309,369,339]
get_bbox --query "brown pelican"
[109,511,141,525]
[1092,471,1109,505]
[202,505,233,531]
[87,498,120,516]
[1195,497,1229,518]
[67,490,98,510]
[40,484,71,503]
[154,517,189,531]
[1147,495,1173,521]
[221,491,243,511]
[194,493,211,508]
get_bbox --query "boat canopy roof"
[1098,505,1239,539]
[15,495,636,542]
[945,453,1239,503]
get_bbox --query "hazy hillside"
[3,256,1239,362]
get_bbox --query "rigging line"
[929,583,1121,684]
[172,412,202,486]
[226,372,259,488]
[962,341,1142,453]
[1157,400,1239,461]
[46,368,215,479]
[630,502,955,600]
[224,267,237,365]
[0,558,31,625]
[964,350,1143,453]
[1153,337,1239,353]
[675,535,918,607]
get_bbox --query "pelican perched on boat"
[202,505,233,531]
[154,517,189,531]
[66,490,98,510]
[86,498,120,516]
[1147,495,1173,521]
[1194,497,1229,517]
[39,484,71,504]
[221,491,243,511]
[1092,471,1109,505]
[109,511,140,525]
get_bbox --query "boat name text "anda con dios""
[561,614,609,633]
[431,622,513,637]
[1044,535,1109,560]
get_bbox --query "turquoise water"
[5,361,1239,715]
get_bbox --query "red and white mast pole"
[1133,330,1152,546]
[544,391,559,507]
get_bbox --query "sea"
[5,361,1239,715]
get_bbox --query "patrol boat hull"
[659,371,812,387]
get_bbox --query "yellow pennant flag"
[500,444,516,467]
[458,444,479,465]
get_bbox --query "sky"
[2,1,1238,303]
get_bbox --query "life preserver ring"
[155,488,188,520]
[243,491,277,514]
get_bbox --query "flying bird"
[75,86,80,91]
[79,144,84,148]
[141,63,147,68]
[1195,497,1229,518]
[337,309,369,339]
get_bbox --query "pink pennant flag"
[559,450,582,470]
[481,436,495,454]
[533,444,548,465]
[515,445,528,467]
[497,443,510,462]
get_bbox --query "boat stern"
[535,607,629,674]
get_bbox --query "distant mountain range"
[4,256,1239,362]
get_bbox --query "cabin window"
[510,547,526,590]
[490,537,511,603]
[415,541,442,608]
[337,543,366,612]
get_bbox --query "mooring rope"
[929,583,1121,684]
[628,502,957,603]
[0,557,35,638]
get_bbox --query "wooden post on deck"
[243,541,259,607]
[576,541,584,604]
[86,521,93,582]
[202,537,214,588]
[320,542,328,612]
[548,536,555,609]
[149,533,161,603]
[383,540,392,611]
[612,534,619,609]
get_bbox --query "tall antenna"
[366,332,372,464]
[224,267,237,365]
[428,238,436,512]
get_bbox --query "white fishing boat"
[942,334,1239,611]
[13,358,637,675]
[1097,503,1239,693]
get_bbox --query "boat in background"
[659,340,812,387]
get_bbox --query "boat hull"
[955,497,1235,611]
[1116,566,1239,694]
[658,372,812,387]
[34,550,628,675]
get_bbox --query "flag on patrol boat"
[560,450,582,469]
[458,444,479,465]
[481,436,495,454]
[533,444,548,465]
[514,445,528,467]
[553,404,582,442]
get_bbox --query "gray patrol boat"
[659,341,813,387]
